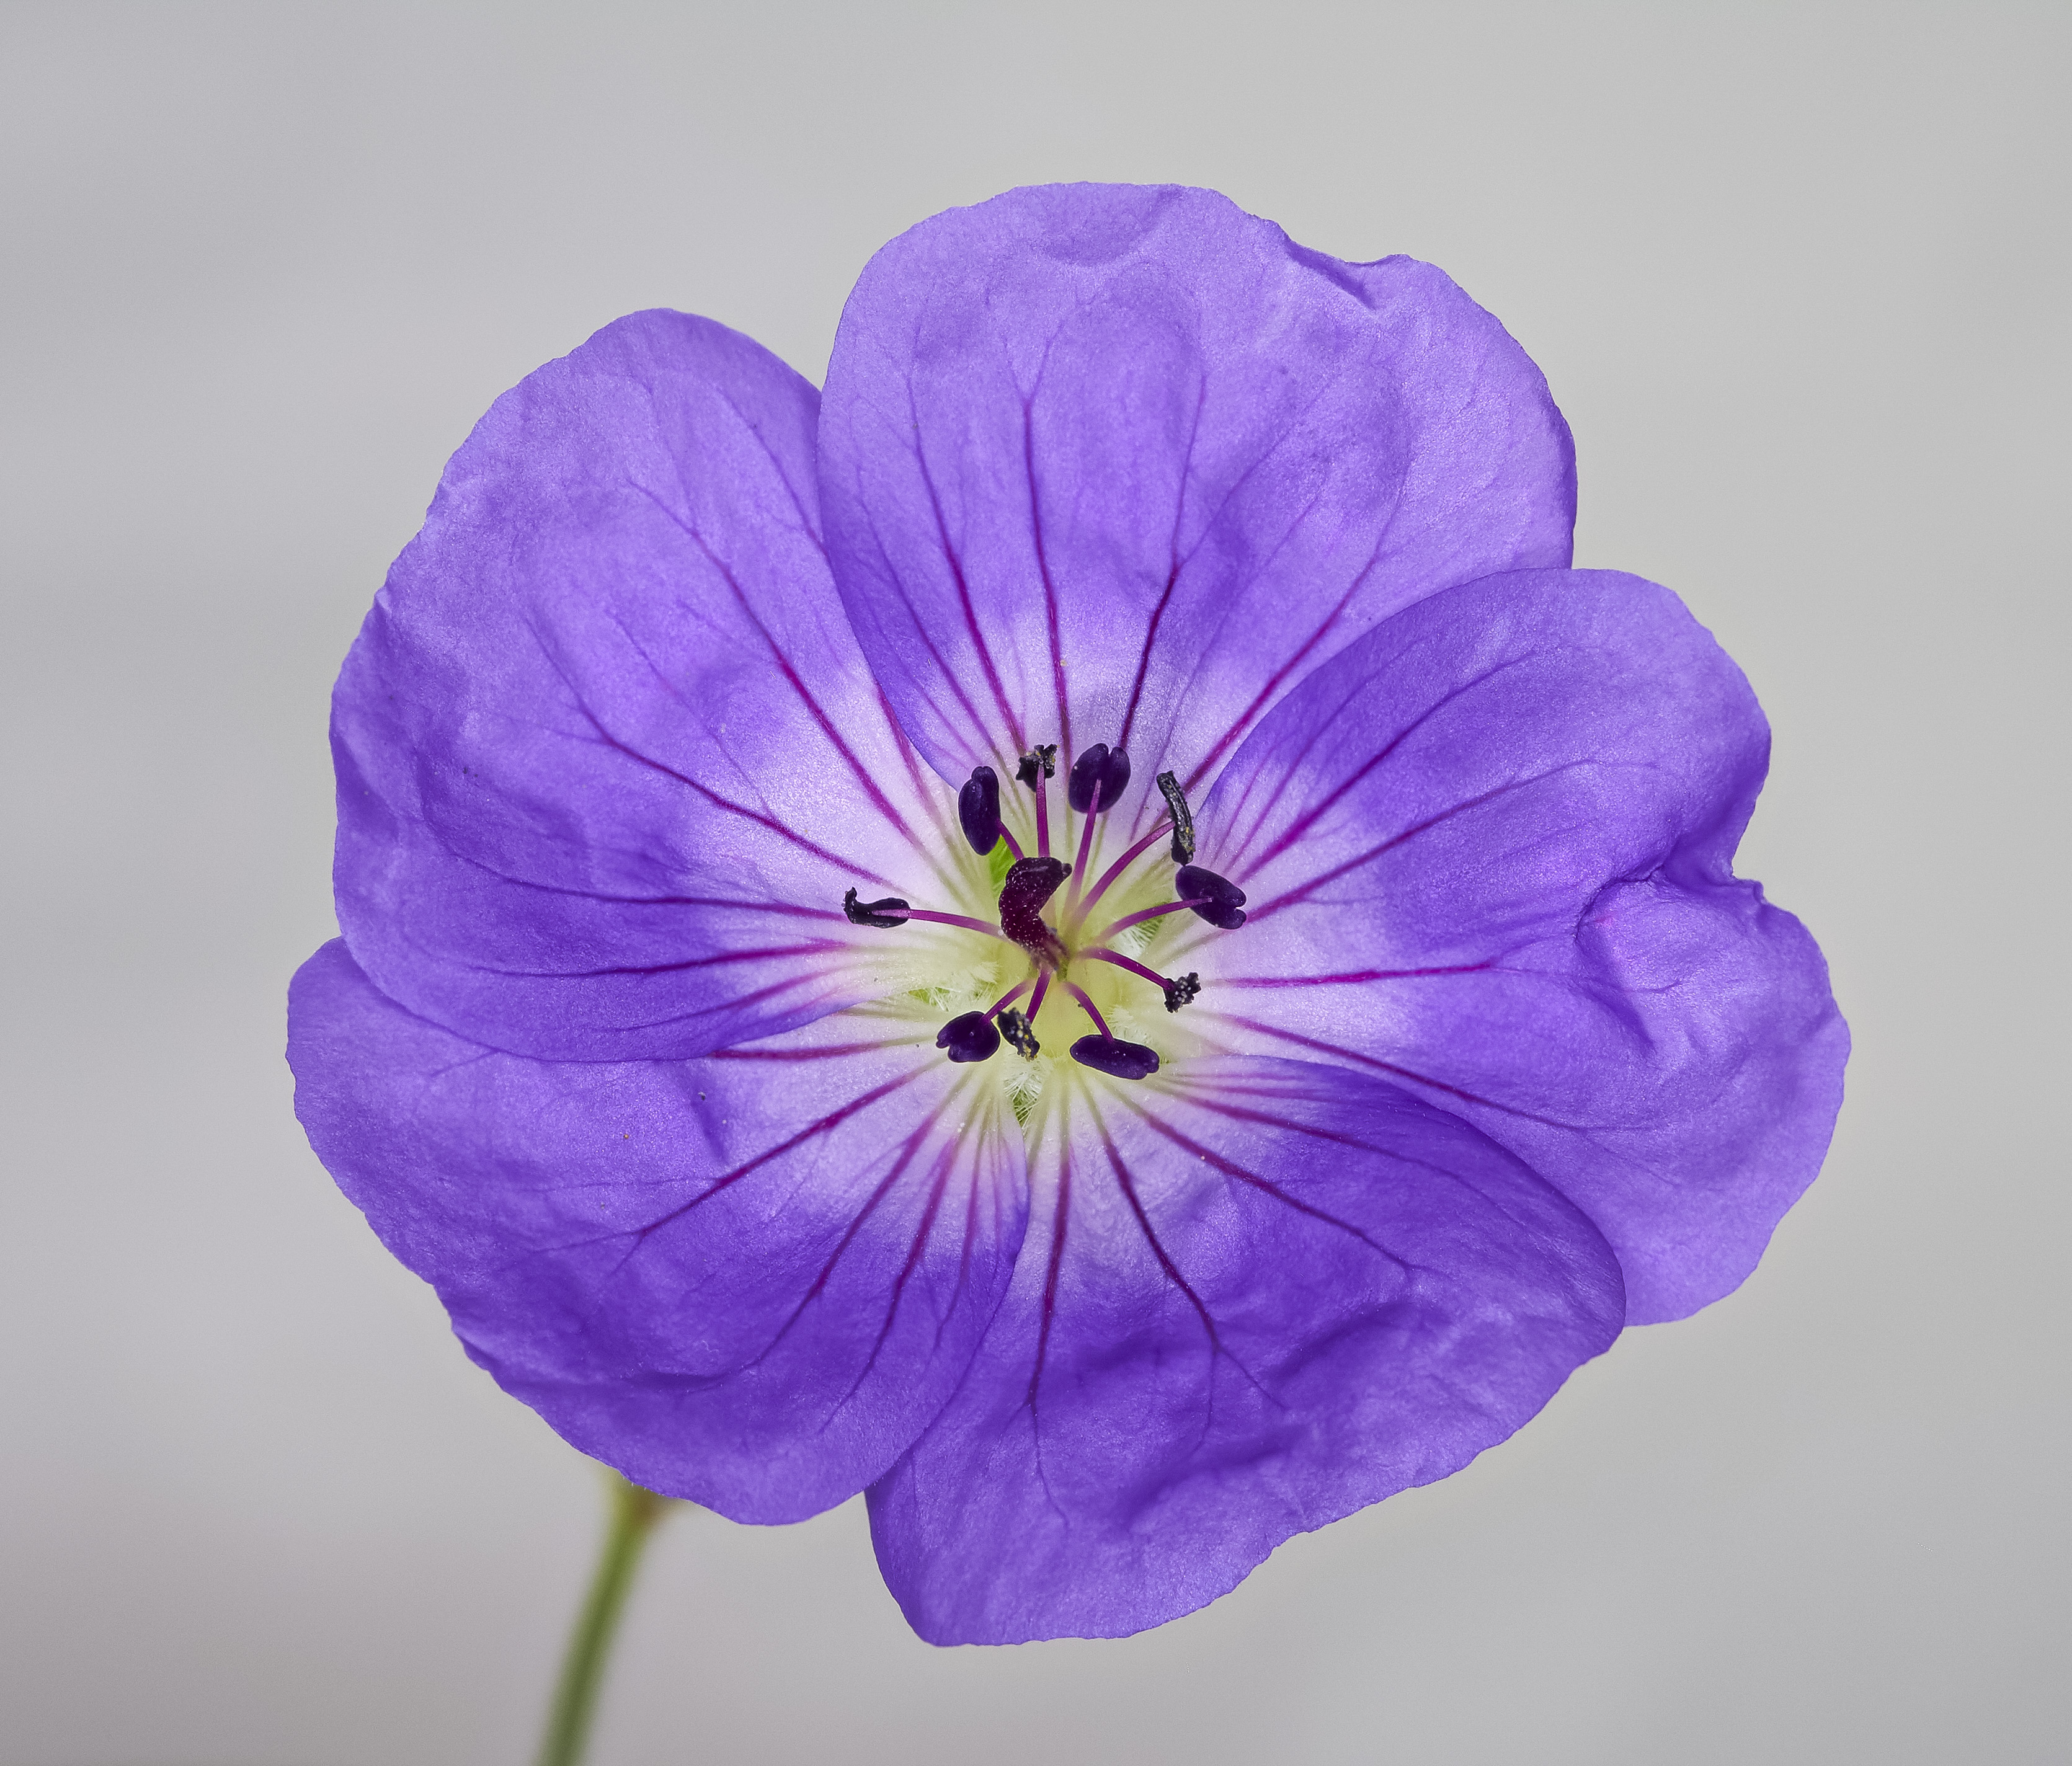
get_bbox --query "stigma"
[998,856,1070,965]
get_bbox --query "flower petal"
[817,183,1575,815]
[334,309,974,1061]
[866,1056,1622,1643]
[288,939,1029,1522]
[1188,569,1848,1323]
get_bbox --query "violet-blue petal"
[867,1056,1622,1643]
[1193,569,1848,1324]
[288,939,1028,1522]
[817,183,1576,816]
[333,309,966,1062]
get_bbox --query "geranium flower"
[288,184,1846,1645]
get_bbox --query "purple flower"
[288,185,1846,1644]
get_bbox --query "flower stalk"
[535,1470,678,1766]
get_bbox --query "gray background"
[2,3,2065,1762]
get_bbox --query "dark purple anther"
[1068,743,1107,812]
[1175,864,1247,930]
[1067,743,1132,815]
[935,1011,1001,1063]
[998,855,1070,964]
[842,887,910,928]
[1015,745,1058,789]
[1155,770,1196,864]
[958,765,1002,853]
[1162,972,1201,1013]
[1070,1036,1161,1080]
[997,1008,1041,1060]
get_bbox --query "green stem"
[533,1470,677,1766]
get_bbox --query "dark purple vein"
[522,615,896,884]
[1205,1011,1595,1130]
[906,383,1025,750]
[1020,395,1072,761]
[1127,1094,1405,1266]
[1025,1141,1074,1414]
[1253,763,1592,921]
[627,484,923,848]
[1236,653,1544,872]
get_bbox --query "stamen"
[958,765,1001,854]
[902,908,1013,936]
[842,887,1004,939]
[842,888,909,928]
[1155,770,1196,864]
[1070,1036,1161,1081]
[1060,980,1111,1039]
[1175,864,1248,930]
[1065,752,1115,916]
[1081,947,1201,1013]
[998,1007,1041,1060]
[1093,899,1211,942]
[998,856,1071,965]
[985,978,1033,1019]
[1014,745,1059,789]
[935,1011,1001,1063]
[1067,743,1132,816]
[1070,819,1174,925]
[1016,744,1057,857]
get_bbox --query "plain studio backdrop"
[2,4,2065,1762]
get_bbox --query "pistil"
[998,856,1072,966]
